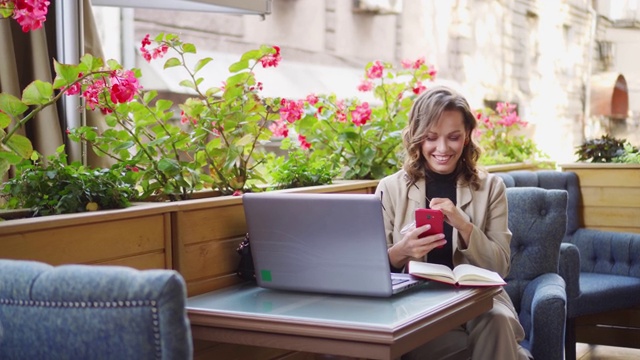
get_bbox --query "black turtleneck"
[425,170,456,269]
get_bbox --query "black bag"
[235,233,256,281]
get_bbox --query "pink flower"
[109,70,140,104]
[400,59,413,69]
[12,0,50,32]
[306,94,318,105]
[269,120,289,138]
[279,99,304,123]
[298,134,311,150]
[232,190,243,196]
[65,72,83,96]
[82,79,108,111]
[335,110,347,123]
[351,102,371,126]
[366,61,384,79]
[429,69,437,79]
[357,80,374,92]
[140,34,169,63]
[259,46,281,68]
[180,111,197,125]
[412,81,427,95]
[412,57,425,69]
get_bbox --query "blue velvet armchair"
[0,259,193,359]
[496,170,640,360]
[504,187,568,360]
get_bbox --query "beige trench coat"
[374,169,519,317]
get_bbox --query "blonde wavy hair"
[402,86,482,189]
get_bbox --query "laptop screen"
[242,192,398,297]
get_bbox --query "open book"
[408,261,506,287]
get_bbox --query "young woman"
[375,86,531,359]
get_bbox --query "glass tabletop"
[187,282,477,328]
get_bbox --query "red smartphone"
[415,208,444,239]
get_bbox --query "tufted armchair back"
[503,187,568,360]
[504,187,568,308]
[498,170,580,235]
[0,259,193,360]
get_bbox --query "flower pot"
[560,163,640,234]
[0,202,177,270]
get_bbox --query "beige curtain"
[0,0,112,177]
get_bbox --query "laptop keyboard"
[391,278,409,286]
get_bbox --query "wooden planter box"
[171,180,380,297]
[560,163,640,234]
[0,202,177,270]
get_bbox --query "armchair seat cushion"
[575,273,640,317]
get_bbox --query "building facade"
[94,0,638,164]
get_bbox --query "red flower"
[109,70,140,104]
[12,0,50,32]
[298,134,311,150]
[366,61,384,79]
[259,46,281,68]
[351,102,372,127]
[269,120,289,138]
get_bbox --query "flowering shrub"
[0,0,49,32]
[474,102,550,166]
[67,33,282,199]
[1,32,283,200]
[269,58,436,180]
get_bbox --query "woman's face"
[421,110,467,175]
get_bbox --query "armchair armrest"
[559,242,580,314]
[569,228,640,276]
[520,273,567,360]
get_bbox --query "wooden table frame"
[188,286,499,360]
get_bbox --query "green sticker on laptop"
[260,269,272,282]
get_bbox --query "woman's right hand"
[388,222,446,268]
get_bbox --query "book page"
[452,264,506,285]
[407,261,456,284]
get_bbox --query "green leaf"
[0,93,28,117]
[143,90,158,104]
[235,134,254,147]
[240,49,263,61]
[155,99,173,112]
[22,80,54,105]
[164,57,181,69]
[0,112,11,128]
[229,60,249,73]
[158,158,181,175]
[182,43,196,54]
[0,149,24,164]
[179,80,196,90]
[106,59,122,70]
[194,57,213,73]
[53,60,80,88]
[6,133,33,159]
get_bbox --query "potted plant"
[560,134,640,233]
[473,102,554,172]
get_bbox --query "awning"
[590,72,629,119]
[90,0,271,15]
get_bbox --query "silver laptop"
[242,192,424,297]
